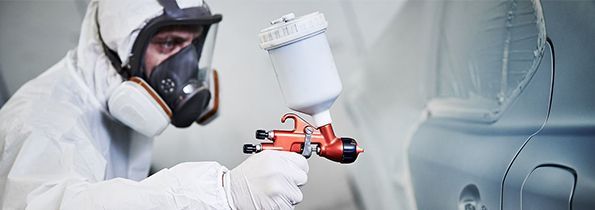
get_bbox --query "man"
[0,0,308,209]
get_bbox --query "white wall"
[0,0,87,95]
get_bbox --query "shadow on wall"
[0,68,8,107]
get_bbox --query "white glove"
[224,150,309,210]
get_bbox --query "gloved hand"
[223,150,309,210]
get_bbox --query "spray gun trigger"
[301,126,314,158]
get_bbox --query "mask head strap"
[158,0,183,17]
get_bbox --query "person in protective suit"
[0,0,308,209]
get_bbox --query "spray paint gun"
[243,12,364,163]
[243,113,363,163]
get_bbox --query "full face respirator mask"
[101,0,222,137]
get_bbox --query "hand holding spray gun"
[243,12,364,163]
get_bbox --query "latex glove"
[224,150,309,210]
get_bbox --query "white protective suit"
[0,0,308,209]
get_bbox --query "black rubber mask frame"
[147,40,211,127]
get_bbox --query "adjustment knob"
[243,144,258,154]
[255,129,268,140]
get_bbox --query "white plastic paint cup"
[259,12,342,127]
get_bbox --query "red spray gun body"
[243,113,364,163]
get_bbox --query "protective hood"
[71,0,209,111]
[97,0,207,66]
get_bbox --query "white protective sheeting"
[344,1,546,209]
[342,2,438,209]
[428,0,546,122]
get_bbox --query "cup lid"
[258,12,328,50]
